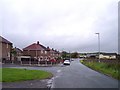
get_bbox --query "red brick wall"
[1,43,12,60]
[23,50,60,60]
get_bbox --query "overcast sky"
[0,0,119,53]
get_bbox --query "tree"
[61,51,67,59]
[71,52,78,58]
[11,48,17,60]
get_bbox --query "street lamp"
[95,33,100,61]
[69,50,71,61]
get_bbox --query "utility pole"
[95,33,100,62]
[69,50,71,61]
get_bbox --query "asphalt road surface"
[2,59,119,88]
[51,59,118,88]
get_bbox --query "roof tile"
[0,36,12,44]
[23,42,46,51]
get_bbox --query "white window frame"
[41,50,43,54]
[7,44,9,48]
[45,51,47,54]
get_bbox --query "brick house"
[13,47,23,56]
[0,36,13,61]
[11,47,23,61]
[46,47,60,59]
[23,41,49,61]
[53,49,60,59]
[23,41,60,61]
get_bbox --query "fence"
[2,58,61,66]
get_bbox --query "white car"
[63,60,70,65]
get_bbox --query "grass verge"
[80,60,120,80]
[0,68,53,82]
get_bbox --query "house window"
[45,51,47,54]
[7,44,8,48]
[41,50,43,54]
[7,52,10,57]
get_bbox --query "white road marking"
[57,70,61,73]
[47,77,54,88]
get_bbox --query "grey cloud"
[0,0,118,53]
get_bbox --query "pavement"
[1,59,119,89]
[2,79,48,88]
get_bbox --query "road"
[51,59,118,88]
[2,59,119,88]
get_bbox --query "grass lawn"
[0,68,1,82]
[0,68,53,82]
[80,60,120,80]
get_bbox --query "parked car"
[63,60,70,65]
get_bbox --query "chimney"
[37,41,39,44]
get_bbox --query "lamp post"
[95,33,100,61]
[69,50,71,61]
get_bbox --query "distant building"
[11,47,23,61]
[46,47,53,59]
[86,53,97,58]
[13,47,23,56]
[54,49,60,59]
[79,53,87,58]
[85,52,117,59]
[0,36,13,61]
[46,47,60,59]
[99,53,117,59]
